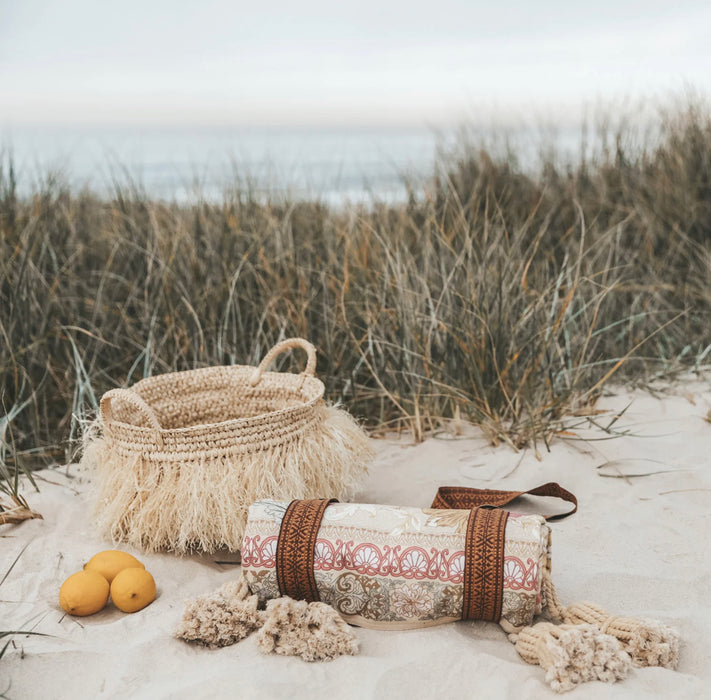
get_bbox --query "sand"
[2,381,710,699]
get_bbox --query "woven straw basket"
[81,338,373,554]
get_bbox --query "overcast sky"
[1,0,710,127]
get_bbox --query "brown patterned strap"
[461,507,509,621]
[431,482,577,521]
[275,498,338,602]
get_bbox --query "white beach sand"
[2,382,710,699]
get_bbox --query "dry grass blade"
[596,458,680,479]
[0,632,49,661]
[0,544,51,663]
[0,396,42,524]
[0,543,31,589]
[0,496,43,525]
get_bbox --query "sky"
[1,0,710,127]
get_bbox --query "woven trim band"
[461,507,510,622]
[275,498,338,602]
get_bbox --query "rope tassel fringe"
[542,569,680,670]
[175,576,358,661]
[510,622,631,693]
[176,563,680,690]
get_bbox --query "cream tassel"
[256,597,359,661]
[509,622,631,693]
[175,577,262,647]
[176,574,358,661]
[542,570,680,669]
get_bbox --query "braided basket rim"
[103,364,326,440]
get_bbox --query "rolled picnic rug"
[177,484,679,692]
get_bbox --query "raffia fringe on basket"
[81,338,373,554]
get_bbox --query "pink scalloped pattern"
[242,535,538,591]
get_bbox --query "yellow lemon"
[83,550,145,584]
[110,568,156,613]
[59,570,110,616]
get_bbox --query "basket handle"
[249,338,317,387]
[100,388,164,446]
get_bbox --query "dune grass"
[0,102,709,469]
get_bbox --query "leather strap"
[461,507,509,621]
[431,482,577,521]
[275,498,337,602]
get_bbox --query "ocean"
[2,125,450,205]
[1,123,591,205]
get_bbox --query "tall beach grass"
[1,102,710,468]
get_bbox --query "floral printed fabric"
[242,501,551,632]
